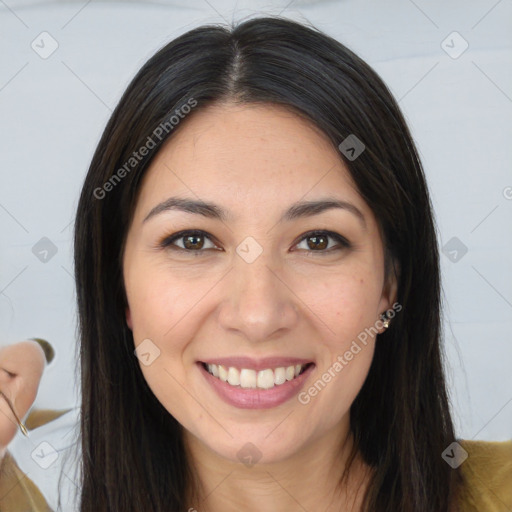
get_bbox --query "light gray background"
[1,0,511,446]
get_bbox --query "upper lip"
[199,357,314,371]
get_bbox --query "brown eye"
[295,230,351,253]
[306,234,329,250]
[160,230,218,253]
[182,234,205,250]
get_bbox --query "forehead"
[133,102,368,221]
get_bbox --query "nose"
[217,251,300,343]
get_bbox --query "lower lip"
[198,362,315,409]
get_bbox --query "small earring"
[381,313,390,329]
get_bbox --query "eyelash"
[159,229,351,256]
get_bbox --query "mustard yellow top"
[457,439,512,511]
[0,416,511,512]
[0,450,53,512]
[0,408,70,512]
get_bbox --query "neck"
[183,416,371,512]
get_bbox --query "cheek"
[125,261,182,340]
[300,326,376,432]
[128,286,192,420]
[296,266,381,415]
[124,261,202,411]
[307,265,383,337]
[126,252,231,346]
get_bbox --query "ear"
[125,306,133,331]
[377,260,399,333]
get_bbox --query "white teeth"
[227,366,240,386]
[240,369,257,389]
[257,369,275,389]
[218,364,228,382]
[274,367,286,385]
[204,363,310,389]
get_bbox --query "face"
[122,102,396,465]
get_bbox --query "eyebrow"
[143,196,366,228]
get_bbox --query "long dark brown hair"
[73,15,466,511]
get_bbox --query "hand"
[0,340,49,462]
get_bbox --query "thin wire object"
[0,390,29,437]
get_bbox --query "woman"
[73,16,511,512]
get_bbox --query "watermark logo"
[442,441,468,468]
[338,134,365,161]
[31,441,59,469]
[93,97,198,200]
[32,237,58,263]
[442,236,468,263]
[237,442,262,468]
[441,31,469,59]
[31,32,59,59]
[298,302,402,405]
[236,236,263,264]
[134,338,161,366]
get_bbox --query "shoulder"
[24,407,73,429]
[0,451,53,511]
[456,439,512,512]
[7,407,80,512]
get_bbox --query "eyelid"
[159,229,351,254]
[159,229,220,251]
[292,230,351,253]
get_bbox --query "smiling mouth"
[201,362,314,390]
